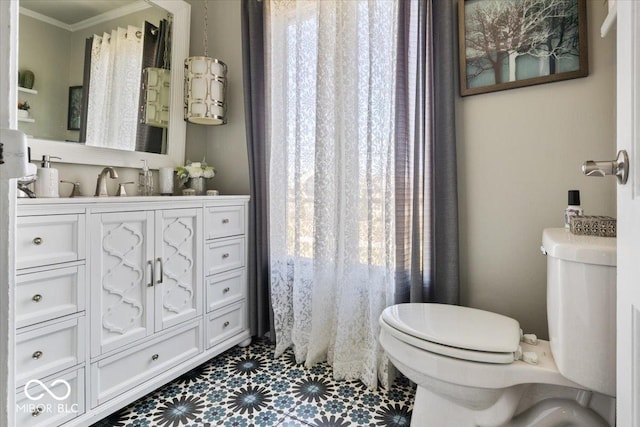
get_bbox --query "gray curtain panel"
[395,0,459,305]
[241,0,274,339]
[430,0,459,305]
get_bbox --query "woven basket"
[569,216,616,237]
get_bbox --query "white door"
[616,2,640,425]
[90,210,155,357]
[154,208,203,330]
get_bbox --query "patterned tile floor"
[92,338,415,427]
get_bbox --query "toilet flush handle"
[582,150,629,184]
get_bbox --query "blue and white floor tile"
[93,338,415,426]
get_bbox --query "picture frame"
[67,86,83,130]
[458,0,588,96]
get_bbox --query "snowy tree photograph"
[458,0,588,96]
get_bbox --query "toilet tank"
[542,228,616,397]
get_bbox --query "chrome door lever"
[582,150,629,184]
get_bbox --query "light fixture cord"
[163,17,171,69]
[203,0,209,57]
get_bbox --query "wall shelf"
[18,86,37,95]
[18,117,35,123]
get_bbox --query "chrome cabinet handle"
[222,253,230,259]
[32,237,42,245]
[32,351,43,360]
[222,218,230,224]
[148,260,154,287]
[223,287,230,293]
[223,321,230,328]
[156,257,163,284]
[32,294,42,302]
[151,354,159,361]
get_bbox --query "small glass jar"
[187,177,206,195]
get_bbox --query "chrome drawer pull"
[32,294,42,303]
[222,218,230,224]
[223,321,230,328]
[223,287,230,293]
[151,354,159,361]
[148,260,154,287]
[222,253,230,259]
[32,351,43,360]
[32,237,42,245]
[156,257,163,285]
[32,407,43,417]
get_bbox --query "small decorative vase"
[187,177,206,195]
[18,109,29,118]
[23,70,35,89]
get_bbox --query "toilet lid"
[381,304,521,362]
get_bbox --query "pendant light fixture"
[184,0,227,125]
[143,21,171,128]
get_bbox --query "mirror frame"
[20,0,190,169]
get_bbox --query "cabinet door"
[91,211,154,357]
[155,208,203,331]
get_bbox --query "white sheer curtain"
[86,26,143,151]
[267,0,400,389]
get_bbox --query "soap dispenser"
[35,155,61,198]
[138,160,154,196]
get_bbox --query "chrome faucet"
[94,167,119,197]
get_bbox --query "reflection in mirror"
[18,0,171,154]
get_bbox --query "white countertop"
[17,195,250,205]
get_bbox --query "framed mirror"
[17,0,189,169]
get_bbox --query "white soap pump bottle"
[35,155,61,198]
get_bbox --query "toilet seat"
[380,304,522,364]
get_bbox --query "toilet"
[379,228,616,426]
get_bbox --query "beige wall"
[18,15,71,142]
[457,0,616,338]
[186,0,250,195]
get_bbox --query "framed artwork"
[458,0,588,96]
[67,86,83,130]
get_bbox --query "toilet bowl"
[379,229,616,426]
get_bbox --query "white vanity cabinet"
[204,203,248,349]
[89,207,203,357]
[16,196,250,427]
[15,206,87,426]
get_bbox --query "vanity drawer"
[205,205,245,239]
[17,214,85,270]
[91,320,202,408]
[206,301,246,349]
[206,269,246,313]
[205,237,245,276]
[16,264,85,329]
[15,367,85,427]
[16,316,85,387]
